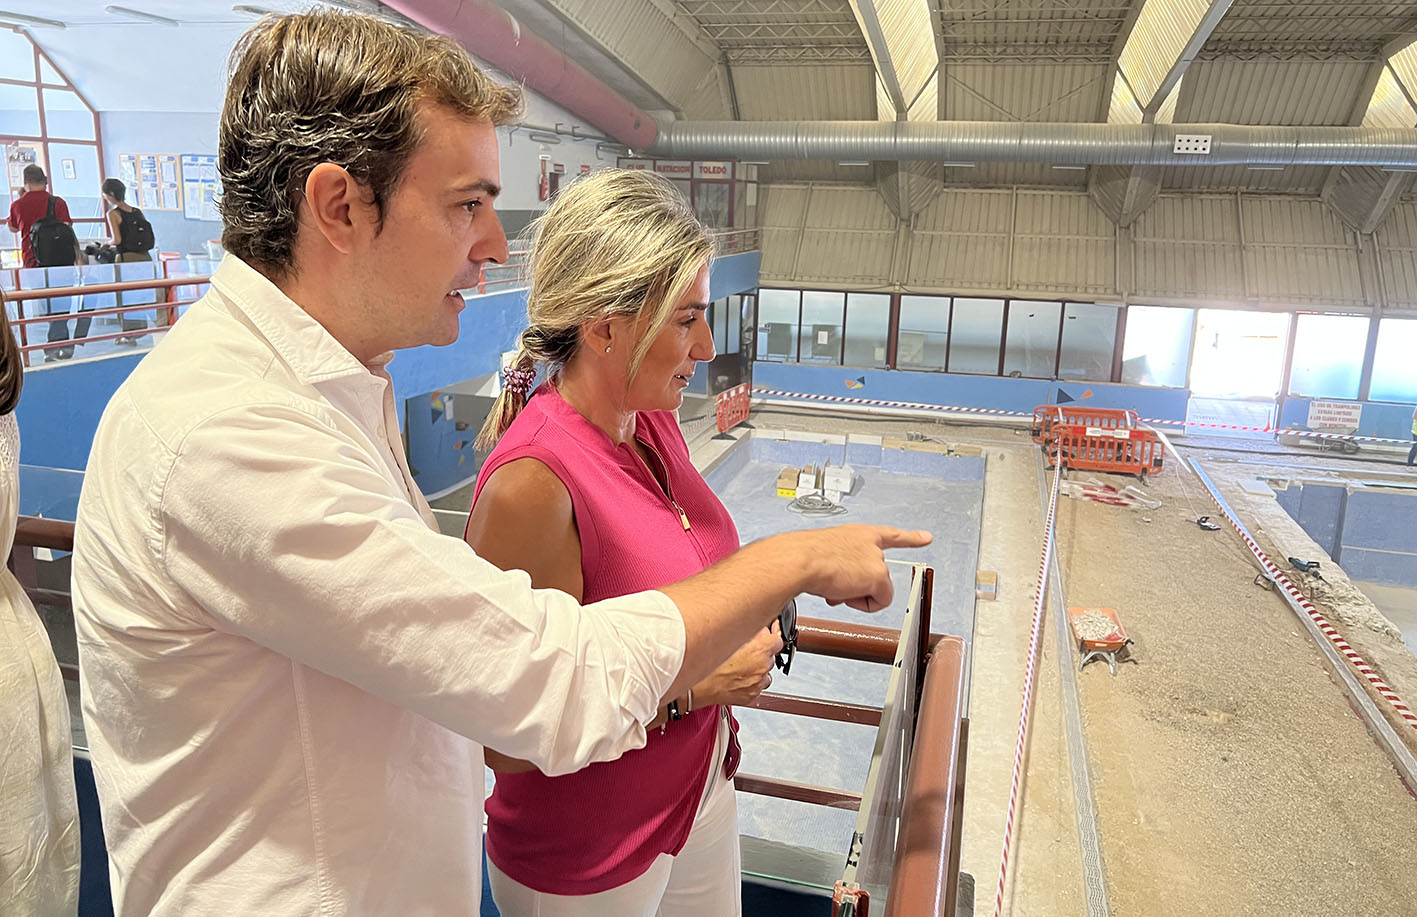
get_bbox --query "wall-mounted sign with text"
[693,161,734,180]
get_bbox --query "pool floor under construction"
[690,405,1417,917]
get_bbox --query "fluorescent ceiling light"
[939,161,976,168]
[232,4,278,17]
[0,9,66,28]
[741,160,770,166]
[1246,165,1285,171]
[1051,164,1088,170]
[105,5,179,25]
[837,161,871,167]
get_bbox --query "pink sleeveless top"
[469,384,741,895]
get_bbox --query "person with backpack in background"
[6,164,82,361]
[101,177,158,343]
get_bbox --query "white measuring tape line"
[749,388,1415,447]
[994,463,1063,917]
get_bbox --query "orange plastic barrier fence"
[1031,404,1139,443]
[1033,404,1164,477]
[715,383,751,433]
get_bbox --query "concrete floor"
[709,452,983,861]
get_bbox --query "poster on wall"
[181,154,222,222]
[126,152,184,212]
[118,153,138,189]
[7,143,40,195]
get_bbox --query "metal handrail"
[5,275,211,302]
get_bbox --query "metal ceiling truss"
[725,45,873,62]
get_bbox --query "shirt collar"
[209,254,393,385]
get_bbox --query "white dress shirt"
[71,255,686,916]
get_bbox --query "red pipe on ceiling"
[382,0,660,152]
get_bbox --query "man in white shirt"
[70,11,929,915]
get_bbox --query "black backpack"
[119,206,155,253]
[31,194,79,267]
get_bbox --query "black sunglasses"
[774,597,798,676]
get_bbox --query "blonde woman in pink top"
[465,170,778,916]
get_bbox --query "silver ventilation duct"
[649,121,1417,168]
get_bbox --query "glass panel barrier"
[1002,300,1061,379]
[948,298,1004,375]
[843,292,890,369]
[1121,305,1194,388]
[1370,318,1417,403]
[800,290,845,365]
[757,289,801,362]
[1289,313,1367,399]
[897,295,950,372]
[1058,302,1118,382]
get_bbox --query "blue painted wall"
[751,362,1193,424]
[1278,397,1417,442]
[16,353,146,471]
[1274,482,1346,559]
[1275,481,1417,588]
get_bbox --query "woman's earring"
[604,345,611,353]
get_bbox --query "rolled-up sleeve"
[158,402,685,775]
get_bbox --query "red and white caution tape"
[1193,471,1417,733]
[994,463,1063,917]
[749,387,1416,447]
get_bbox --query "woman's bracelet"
[687,687,694,714]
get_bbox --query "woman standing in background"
[101,177,156,342]
[0,291,79,914]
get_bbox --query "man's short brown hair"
[218,10,522,278]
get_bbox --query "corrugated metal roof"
[1117,0,1212,109]
[556,0,721,104]
[760,183,1376,304]
[1160,165,1331,193]
[678,0,870,63]
[935,0,1133,62]
[1133,194,1246,298]
[1241,197,1363,304]
[1204,0,1417,56]
[947,163,1090,188]
[759,184,899,285]
[1377,49,1417,127]
[760,162,879,183]
[1175,58,1374,125]
[796,185,900,284]
[1010,191,1116,294]
[730,64,877,119]
[943,63,1110,121]
[1378,202,1417,308]
[862,0,939,109]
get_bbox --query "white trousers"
[488,710,741,917]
